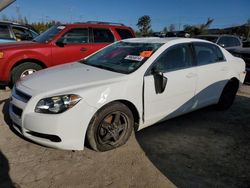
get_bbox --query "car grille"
[13,122,22,133]
[12,105,23,117]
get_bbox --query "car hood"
[17,62,126,95]
[0,41,42,50]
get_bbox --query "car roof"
[63,21,132,29]
[122,37,208,44]
[0,20,39,33]
[0,20,26,26]
[198,34,239,38]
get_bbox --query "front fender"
[2,50,50,81]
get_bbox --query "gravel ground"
[0,85,250,188]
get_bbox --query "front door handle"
[80,48,88,52]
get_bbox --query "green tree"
[200,18,214,31]
[137,15,151,36]
[184,18,214,36]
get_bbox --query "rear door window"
[93,28,114,43]
[115,28,134,39]
[193,42,225,66]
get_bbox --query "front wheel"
[11,62,43,85]
[87,102,134,152]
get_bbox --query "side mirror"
[152,68,168,94]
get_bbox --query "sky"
[0,0,250,31]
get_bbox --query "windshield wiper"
[80,60,126,74]
[86,63,119,73]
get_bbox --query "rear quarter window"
[115,28,134,39]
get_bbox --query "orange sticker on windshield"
[140,51,153,58]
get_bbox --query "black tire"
[87,102,134,152]
[216,80,239,110]
[11,62,43,85]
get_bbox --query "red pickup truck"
[0,22,135,86]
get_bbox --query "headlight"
[35,94,82,114]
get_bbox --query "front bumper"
[9,87,96,150]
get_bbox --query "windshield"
[196,36,219,43]
[33,25,65,43]
[82,41,163,74]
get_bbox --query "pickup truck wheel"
[87,102,134,152]
[11,62,43,85]
[216,80,238,110]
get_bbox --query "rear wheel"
[216,79,239,110]
[87,102,134,152]
[11,62,43,85]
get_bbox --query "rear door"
[192,42,229,108]
[144,43,197,126]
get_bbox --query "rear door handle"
[220,67,228,71]
[80,48,88,52]
[186,73,197,78]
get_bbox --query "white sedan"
[9,38,246,151]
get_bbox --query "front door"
[143,43,197,127]
[51,28,95,66]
